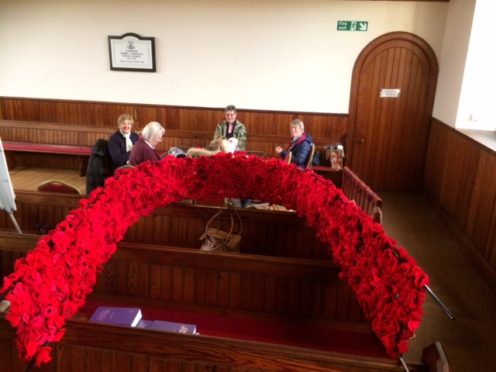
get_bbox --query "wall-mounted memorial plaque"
[108,33,156,72]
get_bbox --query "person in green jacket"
[213,105,247,151]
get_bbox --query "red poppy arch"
[0,154,428,366]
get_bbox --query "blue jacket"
[280,133,313,169]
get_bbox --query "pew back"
[0,232,363,325]
[0,313,435,372]
[0,191,331,260]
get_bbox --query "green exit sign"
[337,21,368,32]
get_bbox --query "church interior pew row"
[0,231,364,325]
[0,231,447,372]
[1,312,447,372]
[0,191,331,260]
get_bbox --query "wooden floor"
[9,167,86,194]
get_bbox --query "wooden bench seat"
[3,140,91,174]
[2,140,91,156]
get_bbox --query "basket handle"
[203,208,242,238]
[231,208,242,236]
[204,209,223,232]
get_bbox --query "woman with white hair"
[129,121,166,165]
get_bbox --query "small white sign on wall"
[380,89,401,98]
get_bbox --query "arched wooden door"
[347,32,438,191]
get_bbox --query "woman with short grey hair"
[129,121,166,165]
[275,118,313,169]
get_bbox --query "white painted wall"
[455,0,496,131]
[432,0,476,127]
[0,0,447,113]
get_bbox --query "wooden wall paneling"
[487,208,496,269]
[138,262,151,298]
[149,357,168,372]
[425,119,496,279]
[299,278,314,317]
[172,266,185,303]
[447,133,480,227]
[183,268,196,304]
[274,276,289,314]
[426,123,479,226]
[149,263,162,300]
[205,269,219,307]
[192,268,206,305]
[217,271,230,307]
[160,265,173,302]
[444,131,473,219]
[84,348,103,371]
[126,261,137,296]
[1,97,348,156]
[0,98,132,127]
[116,260,129,297]
[252,272,266,312]
[424,119,446,199]
[466,149,496,264]
[323,280,338,320]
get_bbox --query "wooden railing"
[341,166,383,224]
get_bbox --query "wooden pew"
[0,191,331,260]
[0,231,364,324]
[3,140,91,176]
[1,313,450,372]
[0,232,449,372]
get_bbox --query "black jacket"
[108,130,139,173]
[86,139,110,196]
